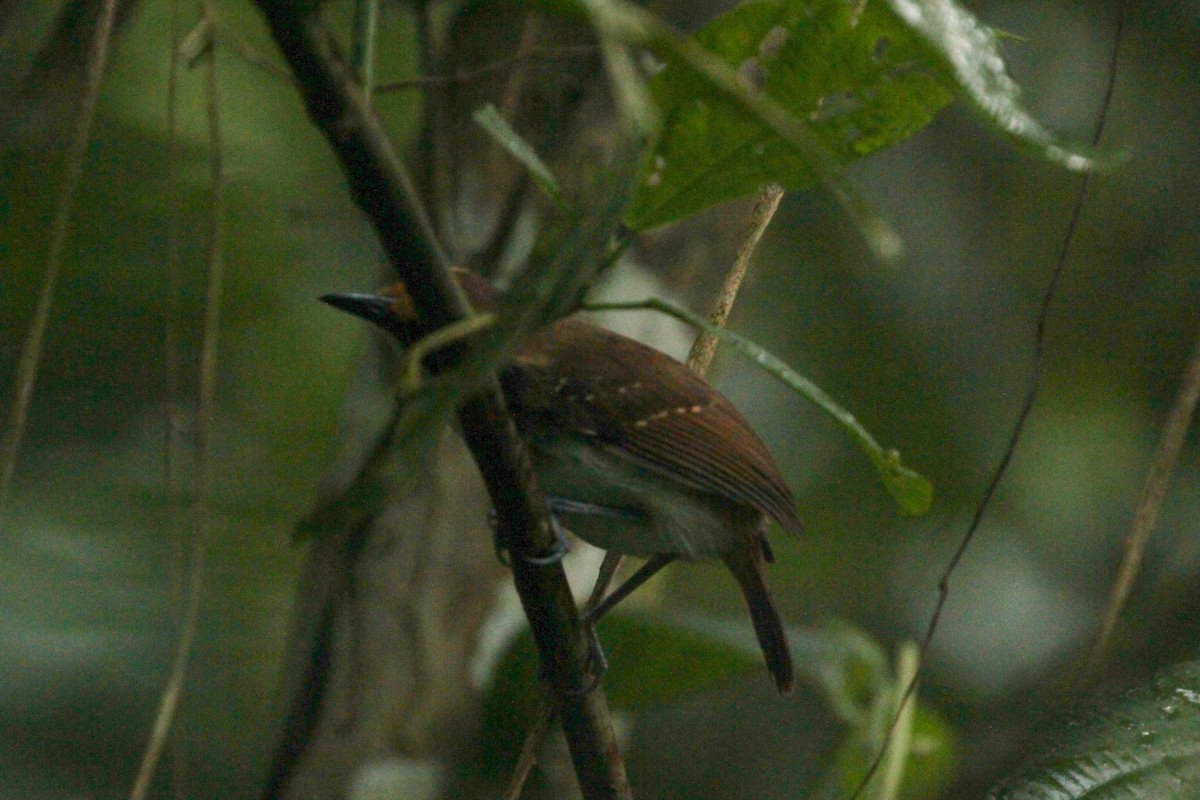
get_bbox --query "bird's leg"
[546,499,643,687]
[515,499,662,693]
[556,552,678,696]
[584,550,625,613]
[535,513,632,694]
[565,550,624,692]
[583,552,678,625]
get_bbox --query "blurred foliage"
[475,614,954,799]
[3,0,1200,799]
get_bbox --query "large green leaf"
[626,0,953,230]
[987,661,1200,799]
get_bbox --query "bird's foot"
[487,507,572,566]
[576,623,610,695]
[541,621,608,698]
[524,512,571,566]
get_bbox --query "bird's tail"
[724,541,795,695]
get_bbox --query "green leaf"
[873,448,935,517]
[599,612,767,708]
[584,297,934,515]
[986,661,1200,799]
[899,707,958,800]
[880,0,1125,171]
[670,616,895,722]
[625,0,953,232]
[820,642,957,800]
[826,704,958,800]
[789,619,893,725]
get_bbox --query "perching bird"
[323,269,802,694]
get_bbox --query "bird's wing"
[510,319,803,538]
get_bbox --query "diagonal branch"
[0,0,120,516]
[1087,329,1200,676]
[250,4,631,798]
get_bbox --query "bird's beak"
[322,291,426,345]
[320,293,397,329]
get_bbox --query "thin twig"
[376,46,598,93]
[482,16,542,210]
[413,0,442,258]
[0,0,120,516]
[350,0,379,104]
[849,4,1126,798]
[877,643,918,800]
[162,0,190,794]
[497,17,541,124]
[687,185,784,375]
[503,705,557,800]
[1087,330,1200,675]
[128,1,226,794]
[216,24,296,84]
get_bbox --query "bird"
[322,269,802,694]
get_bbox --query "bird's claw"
[541,620,608,698]
[573,624,610,696]
[524,512,571,566]
[487,507,570,567]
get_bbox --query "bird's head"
[321,268,499,346]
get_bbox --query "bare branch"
[687,185,784,376]
[1088,330,1200,675]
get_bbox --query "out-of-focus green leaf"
[475,612,907,783]
[654,615,897,721]
[474,610,763,781]
[826,704,958,800]
[789,619,892,725]
[880,0,1125,172]
[596,612,767,708]
[625,0,953,231]
[902,707,958,800]
[820,642,956,800]
[986,661,1200,799]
